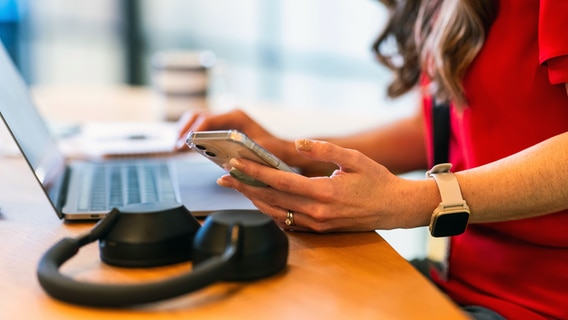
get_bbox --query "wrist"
[390,177,440,229]
[416,179,443,228]
[426,163,470,237]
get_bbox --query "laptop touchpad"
[173,158,256,217]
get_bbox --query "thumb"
[295,139,364,172]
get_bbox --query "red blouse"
[422,1,568,318]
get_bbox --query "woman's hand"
[176,109,280,151]
[217,139,435,232]
[175,109,294,161]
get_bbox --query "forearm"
[324,113,428,174]
[456,132,568,223]
[440,85,568,224]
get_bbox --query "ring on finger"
[285,210,295,226]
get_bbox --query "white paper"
[58,121,178,159]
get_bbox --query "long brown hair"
[373,0,498,107]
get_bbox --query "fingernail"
[217,176,230,187]
[175,138,186,150]
[295,139,313,151]
[229,158,243,169]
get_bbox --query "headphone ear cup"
[192,210,289,281]
[99,202,201,267]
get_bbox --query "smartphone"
[186,130,296,187]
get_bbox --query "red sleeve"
[539,0,568,84]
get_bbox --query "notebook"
[0,42,255,220]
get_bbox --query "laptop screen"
[0,42,67,210]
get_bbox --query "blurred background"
[2,0,419,113]
[1,0,429,260]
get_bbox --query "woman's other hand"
[175,109,284,154]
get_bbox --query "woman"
[177,1,568,318]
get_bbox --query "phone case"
[186,130,295,186]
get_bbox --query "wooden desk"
[0,86,466,319]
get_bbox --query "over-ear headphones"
[37,202,289,307]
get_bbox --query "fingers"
[217,168,370,232]
[175,109,254,151]
[226,157,321,198]
[295,139,364,173]
[224,139,369,199]
[175,111,196,139]
[248,200,310,232]
[218,158,341,228]
[217,168,312,207]
[217,175,313,231]
[175,112,208,150]
[218,140,372,203]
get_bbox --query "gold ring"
[285,210,295,226]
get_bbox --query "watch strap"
[426,163,467,209]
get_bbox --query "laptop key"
[127,165,141,204]
[89,166,108,211]
[108,166,124,208]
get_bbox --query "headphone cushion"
[192,210,289,281]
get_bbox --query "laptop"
[0,42,255,220]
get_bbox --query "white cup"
[151,50,216,121]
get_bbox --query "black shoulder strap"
[432,99,450,164]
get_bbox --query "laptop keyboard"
[80,162,177,211]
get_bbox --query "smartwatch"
[426,163,470,237]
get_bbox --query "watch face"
[431,211,469,237]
